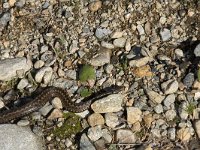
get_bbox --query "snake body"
[0,86,123,124]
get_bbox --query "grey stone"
[129,57,153,67]
[105,113,120,128]
[146,90,165,104]
[165,109,176,121]
[160,28,171,41]
[0,124,44,150]
[194,43,200,57]
[137,24,145,35]
[0,57,32,81]
[116,129,136,143]
[90,49,111,66]
[17,78,29,90]
[0,12,11,31]
[154,104,163,114]
[113,37,126,48]
[35,66,53,84]
[168,128,176,140]
[164,94,175,109]
[110,31,123,39]
[80,133,96,150]
[91,94,124,113]
[17,119,30,126]
[101,41,114,49]
[87,126,102,141]
[183,73,194,88]
[95,28,112,39]
[161,79,178,94]
[65,69,77,80]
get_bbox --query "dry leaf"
[177,127,191,142]
[132,65,153,78]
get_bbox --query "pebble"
[65,138,73,148]
[34,60,45,69]
[95,28,112,39]
[105,64,113,74]
[47,109,63,120]
[151,128,161,138]
[39,103,53,116]
[175,49,184,57]
[194,120,200,139]
[154,104,163,114]
[194,43,200,57]
[116,129,136,143]
[113,37,126,48]
[137,24,145,35]
[90,49,111,66]
[51,97,63,109]
[9,0,16,6]
[127,107,142,124]
[143,113,153,127]
[178,102,189,120]
[160,28,171,41]
[125,38,131,51]
[163,94,175,109]
[146,90,165,104]
[183,73,194,88]
[129,57,153,67]
[87,113,105,127]
[65,69,77,80]
[91,94,124,113]
[35,66,53,84]
[105,113,120,128]
[0,13,11,31]
[161,79,179,94]
[110,31,123,39]
[102,129,112,143]
[168,128,176,140]
[0,124,43,150]
[101,41,114,49]
[17,78,29,89]
[87,126,102,141]
[0,57,32,81]
[131,122,141,132]
[88,1,102,12]
[80,133,96,150]
[165,109,176,121]
[177,127,191,142]
[17,120,30,126]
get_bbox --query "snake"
[0,86,123,124]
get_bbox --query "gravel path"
[0,0,200,149]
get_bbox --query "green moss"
[79,65,96,82]
[185,103,196,115]
[53,112,82,138]
[80,88,92,97]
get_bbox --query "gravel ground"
[0,0,200,150]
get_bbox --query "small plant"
[79,64,96,82]
[80,88,92,97]
[53,112,82,138]
[185,103,196,115]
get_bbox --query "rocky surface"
[0,0,200,149]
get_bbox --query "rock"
[0,124,43,150]
[159,16,166,24]
[102,129,112,143]
[39,103,53,116]
[127,107,142,124]
[101,41,114,49]
[129,57,153,67]
[116,129,136,143]
[110,31,123,39]
[51,97,63,109]
[88,1,102,12]
[137,24,145,35]
[87,126,102,141]
[175,49,184,57]
[17,120,30,126]
[47,109,63,120]
[177,127,191,142]
[131,122,141,132]
[9,0,16,6]
[113,37,126,48]
[87,113,105,127]
[163,94,175,109]
[65,138,73,148]
[35,66,53,84]
[165,109,176,121]
[0,57,32,81]
[80,133,96,150]
[151,128,161,138]
[0,12,11,31]
[143,113,153,127]
[94,139,106,150]
[146,90,165,104]
[194,43,200,57]
[168,128,176,140]
[95,28,112,39]
[91,94,124,113]
[160,28,171,41]
[154,104,163,114]
[161,79,178,94]
[105,113,120,128]
[105,64,113,74]
[17,78,29,89]
[183,73,194,88]
[194,120,200,139]
[65,69,77,80]
[178,102,189,120]
[90,49,111,66]
[125,38,131,51]
[34,60,44,69]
